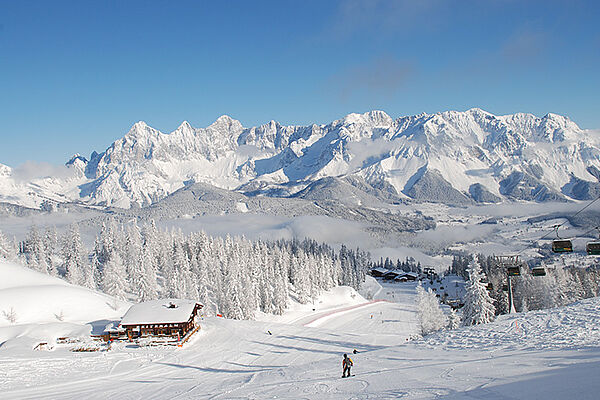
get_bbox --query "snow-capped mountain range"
[2,108,600,209]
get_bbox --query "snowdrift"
[424,295,600,351]
[0,260,129,346]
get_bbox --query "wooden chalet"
[370,267,388,278]
[118,299,203,343]
[382,271,400,280]
[394,272,418,282]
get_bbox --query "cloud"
[11,161,77,182]
[347,137,401,171]
[330,0,444,38]
[500,28,548,65]
[330,56,413,102]
[462,202,588,219]
[160,214,376,250]
[413,224,498,248]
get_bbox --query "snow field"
[2,261,600,399]
[0,261,129,331]
[6,296,600,399]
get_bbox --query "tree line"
[371,256,422,274]
[450,253,600,314]
[0,220,369,320]
[417,259,495,336]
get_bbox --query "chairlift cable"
[515,194,600,256]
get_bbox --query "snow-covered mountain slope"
[0,162,84,209]
[133,181,434,233]
[3,277,600,399]
[2,109,599,208]
[0,260,129,330]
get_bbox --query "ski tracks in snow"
[302,300,389,328]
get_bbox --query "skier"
[342,353,353,378]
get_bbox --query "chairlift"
[587,242,600,255]
[551,225,573,253]
[506,266,521,276]
[486,282,493,291]
[586,228,600,255]
[531,267,546,277]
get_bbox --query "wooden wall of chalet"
[122,303,203,340]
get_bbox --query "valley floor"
[2,281,600,399]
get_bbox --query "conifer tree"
[447,308,461,330]
[44,227,58,275]
[0,230,15,260]
[416,283,447,335]
[131,245,158,301]
[462,260,495,326]
[62,224,87,286]
[101,252,128,300]
[124,224,143,287]
[24,225,48,273]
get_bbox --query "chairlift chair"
[586,228,600,255]
[586,242,600,255]
[531,267,546,277]
[551,225,573,253]
[502,284,509,292]
[506,266,521,276]
[486,282,493,291]
[552,240,573,253]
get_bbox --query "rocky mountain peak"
[1,109,596,210]
[209,115,243,132]
[0,163,12,177]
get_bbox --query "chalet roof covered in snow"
[371,267,388,274]
[401,272,418,278]
[103,320,125,333]
[120,299,201,326]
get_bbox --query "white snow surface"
[1,263,600,399]
[0,261,129,331]
[120,299,199,326]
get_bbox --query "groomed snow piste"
[1,263,600,399]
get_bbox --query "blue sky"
[1,0,599,166]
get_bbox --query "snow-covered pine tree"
[101,252,128,300]
[0,230,15,260]
[239,237,258,317]
[447,308,461,330]
[271,246,289,315]
[416,283,447,335]
[338,245,354,289]
[23,225,49,273]
[192,231,216,315]
[291,250,311,304]
[43,227,58,275]
[170,235,190,298]
[317,253,334,291]
[62,224,88,286]
[90,252,103,289]
[257,241,275,314]
[128,237,159,302]
[94,219,116,267]
[124,224,143,291]
[462,260,495,326]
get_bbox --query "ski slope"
[2,266,600,399]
